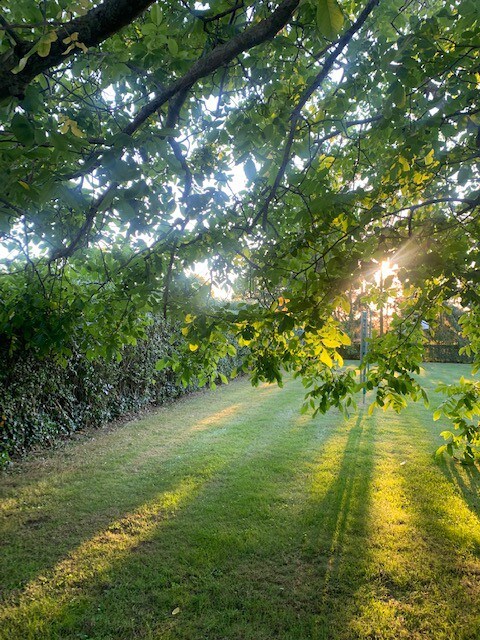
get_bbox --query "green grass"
[1,363,479,640]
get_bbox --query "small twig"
[0,14,25,47]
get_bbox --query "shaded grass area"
[0,364,479,639]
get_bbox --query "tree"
[0,0,479,458]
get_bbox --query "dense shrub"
[0,318,243,464]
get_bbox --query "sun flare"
[375,259,398,285]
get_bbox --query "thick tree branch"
[0,0,156,99]
[62,0,300,181]
[49,0,301,261]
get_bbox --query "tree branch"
[124,0,301,135]
[387,197,478,218]
[183,1,246,24]
[251,0,380,230]
[62,0,301,181]
[49,182,118,262]
[47,0,302,261]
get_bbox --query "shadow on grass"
[0,387,350,640]
[395,416,480,639]
[0,381,283,602]
[9,369,479,640]
[0,382,318,638]
[148,411,376,640]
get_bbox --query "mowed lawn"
[1,364,479,640]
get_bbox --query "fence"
[423,344,473,364]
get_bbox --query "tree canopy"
[0,0,479,457]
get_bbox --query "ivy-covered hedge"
[0,318,243,464]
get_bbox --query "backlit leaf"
[316,0,344,40]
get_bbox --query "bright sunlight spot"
[374,259,399,285]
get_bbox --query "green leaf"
[244,158,257,181]
[37,32,58,58]
[168,39,178,56]
[151,3,163,25]
[424,149,435,165]
[37,40,52,57]
[11,114,35,146]
[319,350,333,367]
[278,314,295,333]
[316,0,344,40]
[389,81,406,108]
[435,444,447,457]
[322,337,341,348]
[11,52,33,74]
[301,402,310,415]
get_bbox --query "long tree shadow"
[142,410,375,640]
[134,410,376,640]
[295,412,375,639]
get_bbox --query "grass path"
[1,364,479,639]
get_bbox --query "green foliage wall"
[0,319,242,464]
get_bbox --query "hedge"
[422,344,473,364]
[339,343,473,364]
[0,318,243,465]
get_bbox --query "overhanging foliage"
[0,0,479,460]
